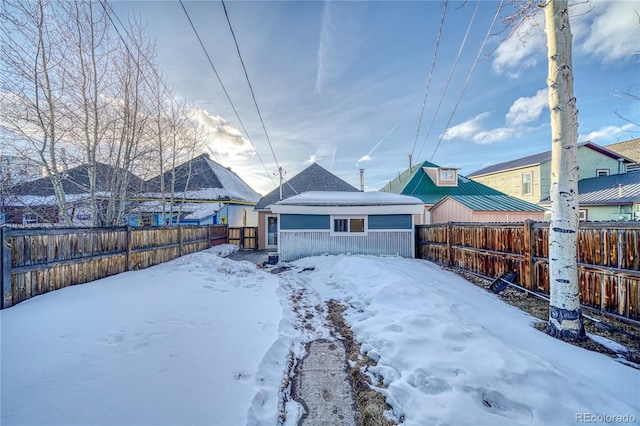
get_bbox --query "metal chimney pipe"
[359,168,365,192]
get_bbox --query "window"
[332,217,366,235]
[579,209,588,221]
[439,169,455,181]
[22,212,38,224]
[596,169,610,177]
[522,172,533,195]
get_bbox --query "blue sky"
[113,0,639,195]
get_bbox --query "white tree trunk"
[545,0,585,341]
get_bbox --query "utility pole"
[544,0,585,341]
[275,167,285,200]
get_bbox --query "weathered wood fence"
[228,226,258,250]
[416,221,640,321]
[1,224,229,309]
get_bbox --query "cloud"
[580,123,640,143]
[506,88,548,126]
[472,127,519,145]
[357,154,372,163]
[575,1,640,62]
[443,112,491,140]
[304,154,318,165]
[491,13,545,77]
[444,88,547,145]
[315,2,367,95]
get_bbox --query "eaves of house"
[468,141,634,178]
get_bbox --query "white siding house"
[270,191,423,261]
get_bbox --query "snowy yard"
[1,246,638,425]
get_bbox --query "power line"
[415,0,481,162]
[220,0,282,171]
[178,0,276,186]
[409,0,448,163]
[430,0,505,161]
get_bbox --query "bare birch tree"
[544,0,585,341]
[1,0,73,225]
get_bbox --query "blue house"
[270,191,424,261]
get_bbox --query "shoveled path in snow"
[272,266,359,425]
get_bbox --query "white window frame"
[330,215,368,236]
[596,169,610,177]
[579,209,588,221]
[23,212,38,224]
[522,171,533,196]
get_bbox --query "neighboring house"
[7,162,144,226]
[430,195,546,223]
[468,141,634,204]
[539,172,640,221]
[254,163,359,250]
[139,153,260,227]
[380,160,543,224]
[270,191,424,261]
[605,138,640,173]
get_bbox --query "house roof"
[468,141,634,178]
[605,139,640,170]
[10,162,144,196]
[143,153,260,203]
[539,172,640,206]
[255,163,359,210]
[437,195,546,212]
[380,160,505,205]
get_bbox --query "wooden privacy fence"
[228,227,258,250]
[416,221,640,321]
[1,224,229,309]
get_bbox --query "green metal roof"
[380,160,505,204]
[446,195,546,212]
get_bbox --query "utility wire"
[409,0,448,162]
[178,0,276,186]
[415,0,481,162]
[429,0,504,162]
[220,0,281,171]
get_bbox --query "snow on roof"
[273,191,423,207]
[203,157,260,202]
[137,188,257,202]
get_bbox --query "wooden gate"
[228,227,258,250]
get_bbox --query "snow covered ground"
[1,247,638,425]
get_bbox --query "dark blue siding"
[280,214,330,230]
[368,214,412,230]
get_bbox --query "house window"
[332,217,366,235]
[23,212,38,224]
[522,172,533,195]
[439,169,455,182]
[596,169,610,177]
[579,209,588,221]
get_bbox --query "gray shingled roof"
[540,172,640,205]
[255,163,358,210]
[468,142,633,177]
[11,162,144,196]
[144,153,259,202]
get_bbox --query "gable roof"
[468,141,634,178]
[380,160,504,205]
[11,162,144,196]
[540,172,640,206]
[144,153,259,202]
[437,195,546,212]
[255,163,358,210]
[605,138,640,163]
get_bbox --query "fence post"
[446,223,452,267]
[126,226,132,271]
[1,227,12,309]
[523,220,534,290]
[178,225,183,256]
